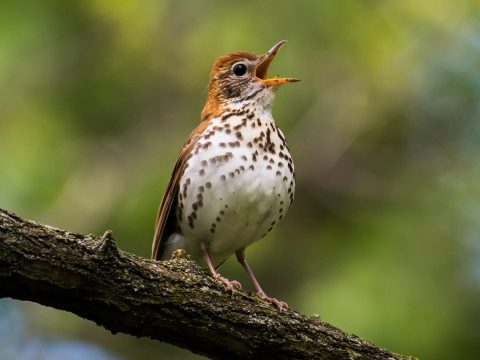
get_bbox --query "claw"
[202,243,242,293]
[257,291,288,311]
[214,275,242,292]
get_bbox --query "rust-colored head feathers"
[201,40,299,122]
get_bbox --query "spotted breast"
[164,98,295,266]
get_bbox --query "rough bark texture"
[0,208,415,360]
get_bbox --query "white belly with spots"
[167,112,295,266]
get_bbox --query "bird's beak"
[255,40,299,87]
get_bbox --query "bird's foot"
[256,291,288,311]
[214,275,242,292]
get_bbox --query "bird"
[151,40,298,309]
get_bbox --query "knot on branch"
[171,248,191,261]
[96,230,119,257]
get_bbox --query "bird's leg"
[236,249,288,310]
[201,243,241,292]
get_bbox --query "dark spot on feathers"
[222,112,235,121]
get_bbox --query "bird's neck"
[201,96,221,122]
[201,87,276,123]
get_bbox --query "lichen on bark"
[0,208,416,360]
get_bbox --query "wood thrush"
[152,40,298,309]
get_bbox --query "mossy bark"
[0,209,415,360]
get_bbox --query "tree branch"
[0,208,415,360]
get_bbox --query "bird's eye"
[232,62,248,77]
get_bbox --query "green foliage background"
[1,1,480,359]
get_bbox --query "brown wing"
[151,120,210,260]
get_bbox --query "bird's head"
[201,40,299,121]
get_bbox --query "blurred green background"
[1,0,480,359]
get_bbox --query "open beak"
[255,40,299,87]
